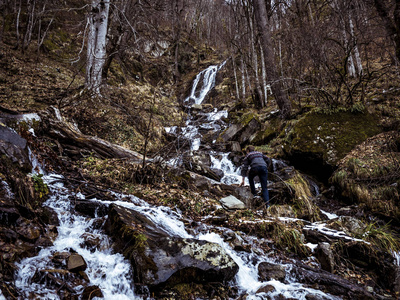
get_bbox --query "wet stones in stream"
[105,204,239,298]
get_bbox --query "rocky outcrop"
[220,115,261,146]
[0,123,31,171]
[283,110,382,182]
[105,204,239,297]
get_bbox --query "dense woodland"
[1,0,400,110]
[1,0,400,299]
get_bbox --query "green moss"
[239,112,258,126]
[285,109,381,165]
[31,174,49,200]
[251,126,276,145]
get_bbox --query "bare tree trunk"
[22,0,36,52]
[232,55,240,101]
[240,56,246,103]
[86,0,110,95]
[372,0,400,62]
[349,15,363,76]
[253,0,291,118]
[173,0,183,82]
[15,0,22,49]
[260,43,268,106]
[249,7,264,108]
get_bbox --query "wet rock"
[81,285,104,299]
[326,216,366,236]
[218,184,253,207]
[302,226,335,244]
[228,141,242,153]
[0,124,32,171]
[32,269,79,293]
[0,207,20,226]
[220,117,261,145]
[291,262,374,299]
[210,167,224,181]
[35,235,53,249]
[315,242,334,273]
[75,199,109,218]
[51,252,69,268]
[219,195,246,210]
[258,261,287,281]
[221,123,243,142]
[105,204,239,291]
[79,233,102,252]
[38,206,59,226]
[67,253,87,272]
[15,220,41,242]
[256,284,276,294]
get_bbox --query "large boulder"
[283,110,381,182]
[105,204,239,294]
[290,262,374,299]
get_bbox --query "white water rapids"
[13,170,341,300]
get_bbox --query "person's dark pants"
[248,166,269,206]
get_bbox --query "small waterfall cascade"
[185,61,226,105]
[14,172,138,299]
[166,61,228,152]
[9,113,345,300]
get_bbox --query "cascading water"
[14,173,138,300]
[185,61,226,105]
[10,64,391,300]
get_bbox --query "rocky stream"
[0,63,399,300]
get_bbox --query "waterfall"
[185,61,226,105]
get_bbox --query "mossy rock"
[251,118,281,145]
[283,109,382,181]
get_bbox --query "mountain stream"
[9,63,399,300]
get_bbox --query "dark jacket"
[241,151,271,177]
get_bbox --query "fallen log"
[39,106,143,161]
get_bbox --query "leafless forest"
[2,0,399,115]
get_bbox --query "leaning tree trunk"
[253,0,291,118]
[86,0,110,95]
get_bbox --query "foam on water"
[14,174,138,299]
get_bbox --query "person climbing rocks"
[239,145,271,207]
